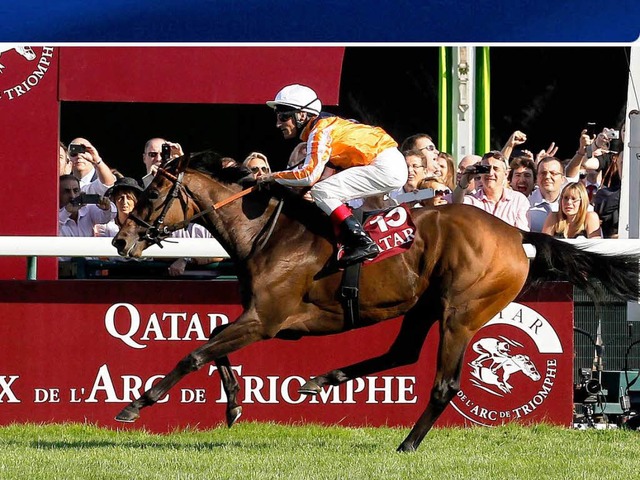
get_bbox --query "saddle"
[339,204,416,330]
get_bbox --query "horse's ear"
[176,152,191,173]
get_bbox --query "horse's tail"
[522,231,640,303]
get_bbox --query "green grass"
[1,422,640,479]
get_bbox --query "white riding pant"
[310,147,408,215]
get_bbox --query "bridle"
[128,167,193,248]
[127,158,261,248]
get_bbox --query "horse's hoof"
[298,379,322,395]
[397,442,417,453]
[115,405,140,423]
[226,406,242,428]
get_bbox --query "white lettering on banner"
[454,359,557,423]
[24,366,418,406]
[206,366,417,405]
[1,47,54,101]
[84,364,169,403]
[34,388,60,403]
[104,303,230,349]
[0,375,21,403]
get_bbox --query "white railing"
[0,236,229,259]
[0,236,638,259]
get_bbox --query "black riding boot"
[338,215,379,267]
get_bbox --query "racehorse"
[111,151,640,452]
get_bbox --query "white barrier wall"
[1,236,638,259]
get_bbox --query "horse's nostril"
[112,238,126,253]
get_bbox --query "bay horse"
[112,151,640,452]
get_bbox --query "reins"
[135,161,282,252]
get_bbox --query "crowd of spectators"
[58,136,246,278]
[394,123,627,239]
[58,121,626,277]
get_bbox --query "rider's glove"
[238,174,257,189]
[256,174,275,190]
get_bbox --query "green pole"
[27,256,37,280]
[438,46,451,153]
[475,47,491,154]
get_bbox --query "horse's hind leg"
[396,321,473,452]
[300,306,435,394]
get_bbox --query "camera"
[473,164,491,174]
[70,193,101,206]
[68,143,87,156]
[161,143,171,162]
[603,128,620,140]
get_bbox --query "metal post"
[27,256,37,280]
[450,46,476,161]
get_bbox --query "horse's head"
[112,154,200,258]
[512,354,541,381]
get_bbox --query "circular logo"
[450,302,563,426]
[0,46,55,102]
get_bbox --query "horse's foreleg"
[300,308,434,394]
[115,317,263,423]
[214,356,243,427]
[397,324,472,452]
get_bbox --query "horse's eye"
[147,190,160,200]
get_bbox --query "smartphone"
[473,164,491,174]
[161,143,171,162]
[70,193,101,206]
[585,122,598,137]
[68,143,87,156]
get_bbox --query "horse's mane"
[184,150,249,184]
[178,150,330,236]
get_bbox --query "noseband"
[128,168,191,248]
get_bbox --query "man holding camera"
[453,150,530,230]
[58,174,115,238]
[68,137,116,195]
[141,137,184,187]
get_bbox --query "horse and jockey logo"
[450,302,564,427]
[0,46,36,73]
[468,336,541,396]
[0,46,54,102]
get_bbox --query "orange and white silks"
[272,116,398,188]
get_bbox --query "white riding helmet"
[266,84,322,115]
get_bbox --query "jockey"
[264,84,408,267]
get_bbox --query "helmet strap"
[294,111,310,130]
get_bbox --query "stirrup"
[339,244,379,267]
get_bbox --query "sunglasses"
[276,111,296,122]
[250,166,269,174]
[483,150,504,160]
[420,145,437,152]
[434,189,451,196]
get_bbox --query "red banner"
[0,46,59,279]
[58,47,344,105]
[0,280,573,431]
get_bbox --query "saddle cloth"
[337,204,416,265]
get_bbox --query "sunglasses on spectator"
[434,189,451,196]
[250,166,269,174]
[482,150,504,160]
[420,145,437,152]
